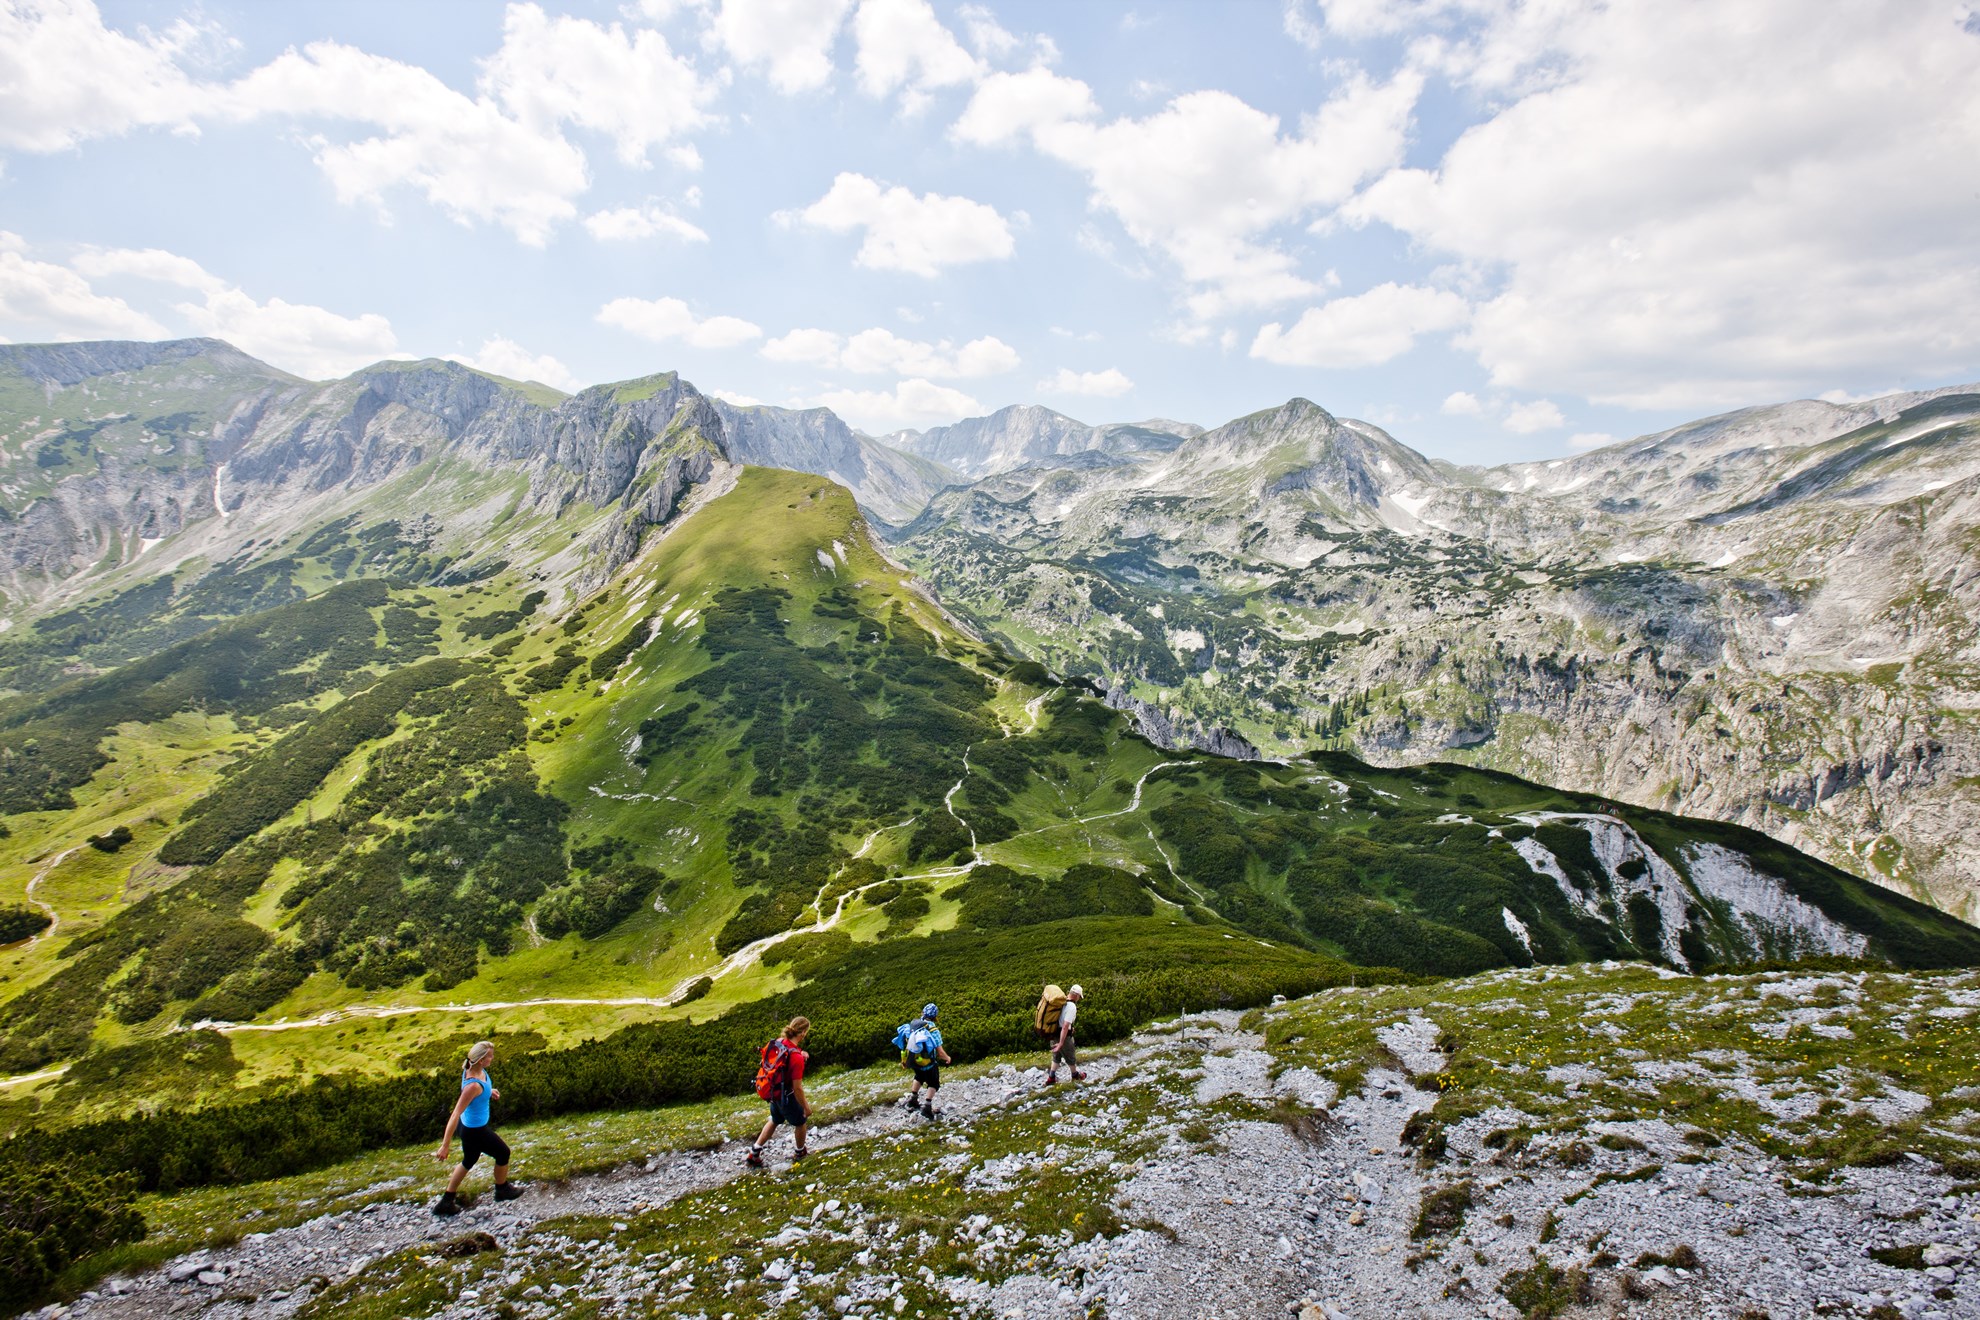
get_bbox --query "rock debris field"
[28,963,1980,1319]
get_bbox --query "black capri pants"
[459,1124,510,1169]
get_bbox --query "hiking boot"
[494,1182,523,1202]
[745,1148,765,1169]
[432,1192,461,1218]
[793,1145,810,1161]
[1042,1073,1057,1086]
[1072,1070,1088,1082]
[902,1093,921,1110]
[920,1100,935,1120]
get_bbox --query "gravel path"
[35,1002,1980,1320]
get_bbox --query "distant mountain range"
[1,339,1976,922]
[889,386,1980,920]
[877,404,1201,481]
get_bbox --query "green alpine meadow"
[1,339,1978,1314]
[7,6,1980,1313]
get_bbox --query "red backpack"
[754,1038,792,1099]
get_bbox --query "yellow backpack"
[1035,984,1069,1037]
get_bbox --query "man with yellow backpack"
[1036,983,1085,1085]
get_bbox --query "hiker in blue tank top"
[433,1040,523,1216]
[893,1002,952,1119]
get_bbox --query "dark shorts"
[459,1124,510,1170]
[767,1094,807,1127]
[911,1064,940,1088]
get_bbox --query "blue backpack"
[893,1018,938,1068]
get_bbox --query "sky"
[1,0,1978,464]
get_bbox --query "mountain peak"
[1251,397,1338,428]
[0,337,295,388]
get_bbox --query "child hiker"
[746,1016,813,1168]
[433,1040,523,1215]
[893,1002,952,1119]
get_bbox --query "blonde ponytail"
[464,1040,494,1072]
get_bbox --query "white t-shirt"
[1060,1000,1078,1030]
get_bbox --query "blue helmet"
[922,1002,939,1020]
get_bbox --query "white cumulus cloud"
[1251,283,1468,368]
[764,326,1017,376]
[1440,390,1481,415]
[840,328,1017,377]
[762,327,846,365]
[1344,0,1980,409]
[950,66,1097,146]
[1502,399,1565,433]
[790,172,1014,276]
[598,296,763,348]
[8,239,398,378]
[0,0,210,152]
[1038,367,1133,398]
[479,3,715,166]
[71,245,227,295]
[220,41,590,247]
[852,0,980,108]
[179,287,398,379]
[583,205,709,243]
[811,376,981,432]
[956,75,1421,319]
[460,335,578,390]
[165,284,395,378]
[210,5,715,246]
[708,0,854,93]
[1283,0,1326,50]
[0,238,168,340]
[956,4,1019,59]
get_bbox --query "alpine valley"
[2,339,1979,1313]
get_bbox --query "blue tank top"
[460,1070,492,1128]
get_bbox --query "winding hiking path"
[20,844,80,950]
[59,1019,1210,1320]
[943,747,979,852]
[201,997,688,1036]
[54,979,1980,1319]
[49,1008,1448,1320]
[0,1063,69,1090]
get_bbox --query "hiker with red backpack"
[745,1016,812,1168]
[1037,983,1086,1085]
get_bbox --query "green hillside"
[2,466,1976,1143]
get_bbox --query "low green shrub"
[0,918,1399,1199]
[0,1155,145,1310]
[0,905,51,945]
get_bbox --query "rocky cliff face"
[893,387,1980,919]
[708,399,955,525]
[0,345,731,612]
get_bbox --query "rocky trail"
[32,972,1980,1320]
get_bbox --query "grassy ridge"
[1,464,1978,1311]
[5,469,1978,1106]
[1,918,1381,1196]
